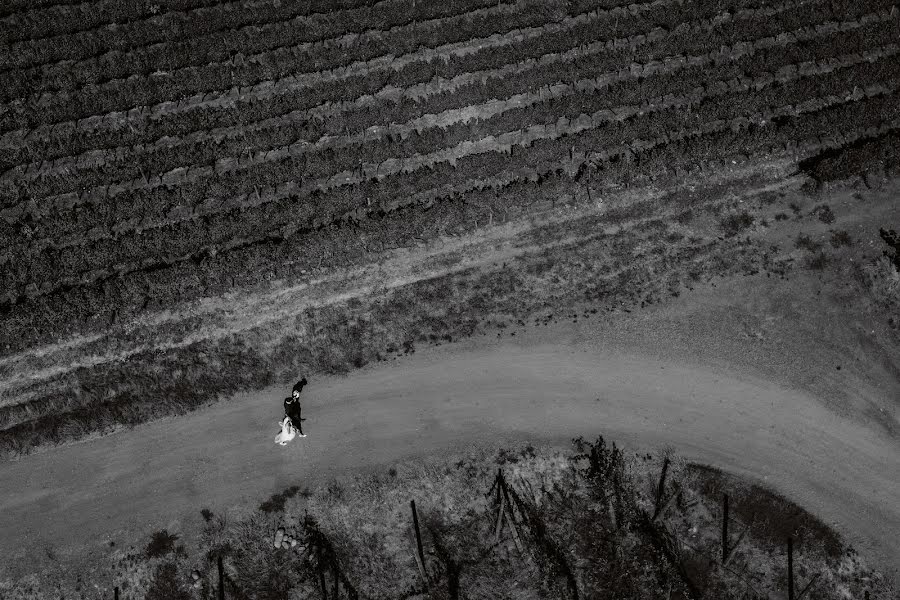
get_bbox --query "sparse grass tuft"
[720,211,755,237]
[807,252,830,270]
[144,561,191,600]
[795,234,823,252]
[144,530,183,559]
[815,204,836,224]
[829,230,853,248]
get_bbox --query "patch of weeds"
[402,339,415,354]
[789,202,802,215]
[880,227,900,269]
[495,447,521,464]
[388,466,397,478]
[675,209,694,224]
[666,231,685,242]
[814,204,836,224]
[323,479,346,502]
[259,485,301,514]
[807,252,830,270]
[200,508,214,523]
[144,561,192,600]
[795,234,822,252]
[720,211,755,237]
[145,530,185,559]
[774,212,789,221]
[829,230,853,248]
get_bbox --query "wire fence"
[108,457,861,600]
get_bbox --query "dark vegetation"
[124,438,885,600]
[2,0,900,459]
[145,529,186,559]
[880,227,900,270]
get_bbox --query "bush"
[144,561,192,600]
[816,204,836,224]
[795,234,822,252]
[807,252,830,270]
[145,530,182,559]
[829,230,853,248]
[879,227,900,270]
[720,211,755,237]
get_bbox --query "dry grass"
[1,437,893,600]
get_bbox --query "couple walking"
[276,377,308,445]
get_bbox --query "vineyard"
[1,0,899,456]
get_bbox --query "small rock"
[192,570,200,580]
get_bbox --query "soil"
[0,255,897,589]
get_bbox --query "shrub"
[775,212,789,221]
[201,508,214,522]
[144,561,192,600]
[720,211,755,237]
[816,204,836,224]
[144,530,181,559]
[795,234,822,252]
[829,230,853,248]
[807,252,830,270]
[879,227,900,270]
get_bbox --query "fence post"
[333,557,339,599]
[114,586,119,600]
[722,494,729,564]
[411,499,428,590]
[653,456,670,520]
[788,537,794,600]
[317,542,328,599]
[218,555,225,600]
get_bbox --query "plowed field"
[1,0,898,457]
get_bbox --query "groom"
[282,377,308,437]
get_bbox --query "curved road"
[1,331,898,589]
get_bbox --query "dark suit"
[283,397,304,434]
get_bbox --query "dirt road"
[1,322,898,588]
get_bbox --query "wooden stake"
[218,555,225,600]
[317,543,328,599]
[797,572,821,600]
[722,494,729,564]
[494,487,507,543]
[724,518,754,568]
[333,556,339,599]
[410,500,428,590]
[114,587,119,600]
[653,457,670,520]
[788,537,794,600]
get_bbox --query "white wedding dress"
[274,416,297,445]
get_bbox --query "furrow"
[1,74,896,305]
[0,0,852,167]
[0,0,839,189]
[0,0,531,100]
[4,5,893,234]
